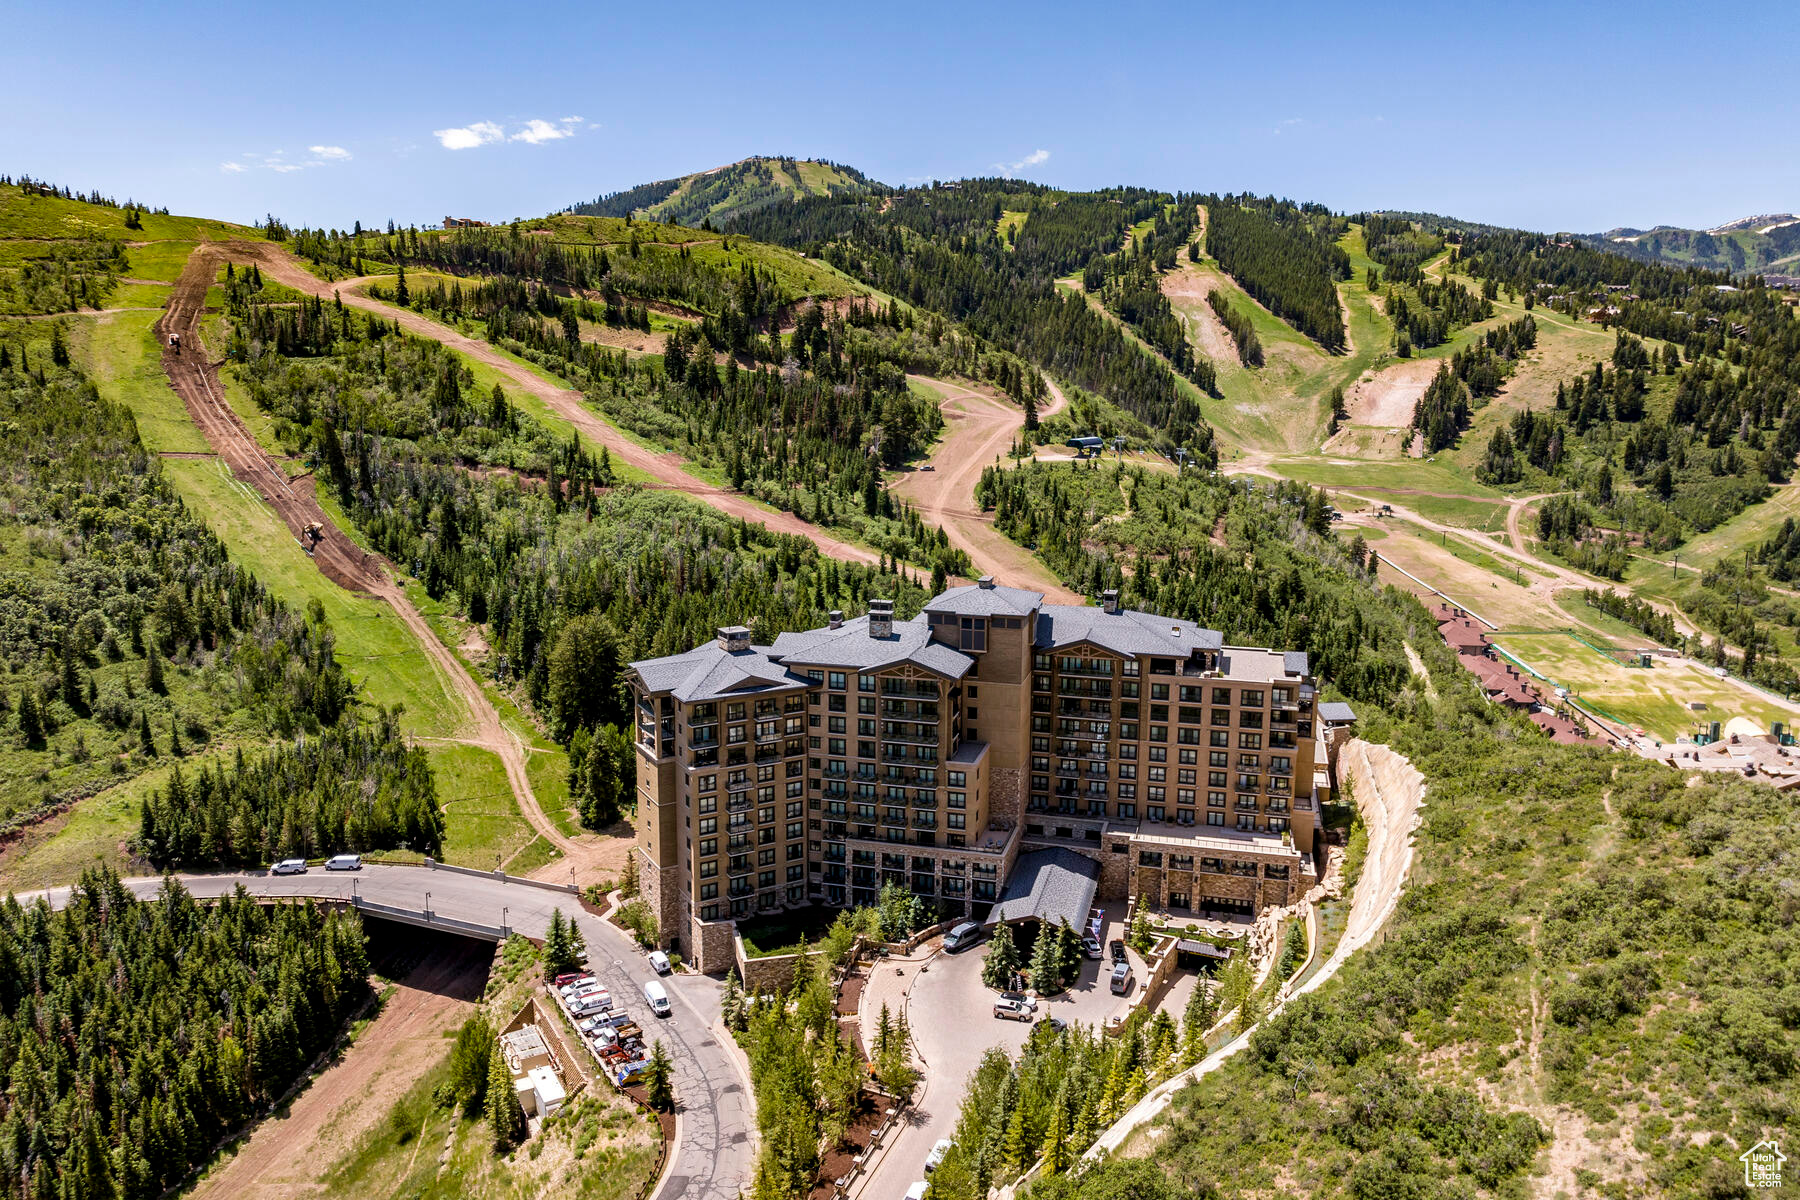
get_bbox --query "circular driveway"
[861,929,1132,1199]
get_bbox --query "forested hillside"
[567,157,869,227]
[1201,195,1349,351]
[1083,200,1216,392]
[223,278,956,828]
[727,181,1218,457]
[0,345,353,844]
[1589,217,1800,276]
[0,872,371,1199]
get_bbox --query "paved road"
[14,865,754,1200]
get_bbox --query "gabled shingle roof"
[630,642,809,704]
[1035,605,1223,657]
[986,847,1100,929]
[768,614,975,680]
[925,583,1044,618]
[1319,701,1357,724]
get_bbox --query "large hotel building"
[627,579,1353,971]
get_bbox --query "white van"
[647,949,671,975]
[270,858,307,875]
[943,921,983,952]
[643,979,671,1017]
[324,854,362,871]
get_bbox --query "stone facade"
[989,766,1024,823]
[690,911,740,974]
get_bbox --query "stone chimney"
[717,625,751,653]
[977,576,995,590]
[828,610,844,630]
[868,599,894,639]
[1101,589,1119,615]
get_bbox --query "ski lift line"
[1369,552,1498,630]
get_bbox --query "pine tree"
[1029,924,1061,994]
[983,921,1020,989]
[1041,1096,1071,1174]
[145,647,165,694]
[16,686,44,746]
[542,909,579,979]
[645,1039,674,1111]
[138,710,157,756]
[1181,979,1219,1066]
[620,849,641,898]
[484,1042,525,1150]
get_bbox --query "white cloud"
[994,148,1050,177]
[1273,117,1305,135]
[219,161,246,174]
[434,121,506,150]
[309,145,352,161]
[434,117,585,150]
[512,119,574,145]
[268,162,304,173]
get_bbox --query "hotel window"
[948,771,966,787]
[829,694,846,712]
[1269,817,1290,832]
[1237,814,1256,830]
[1178,768,1196,784]
[948,812,966,829]
[1211,731,1229,747]
[1118,742,1137,759]
[1139,850,1163,867]
[1207,812,1224,826]
[1148,765,1166,782]
[1208,791,1226,808]
[860,674,876,692]
[1238,732,1262,750]
[1178,749,1197,765]
[1118,784,1136,800]
[701,882,719,899]
[1211,688,1232,705]
[700,838,717,857]
[1116,803,1136,819]
[1151,684,1169,701]
[828,672,847,690]
[1211,708,1231,726]
[1146,805,1165,822]
[1148,746,1167,763]
[1149,726,1167,743]
[947,791,966,808]
[699,774,717,792]
[699,817,717,834]
[700,860,718,879]
[1209,771,1226,788]
[1178,789,1194,805]
[1119,763,1137,780]
[828,738,846,755]
[1241,690,1264,708]
[1147,786,1165,803]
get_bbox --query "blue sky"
[5,0,1794,234]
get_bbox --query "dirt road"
[155,244,605,881]
[896,376,1083,604]
[188,942,490,1200]
[223,242,881,566]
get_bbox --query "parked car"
[648,950,671,974]
[553,973,586,988]
[993,997,1034,1021]
[1082,935,1103,959]
[926,1139,953,1172]
[906,1182,930,1200]
[1110,961,1133,995]
[643,979,671,1017]
[1109,939,1128,965]
[920,463,935,472]
[998,990,1036,1012]
[558,976,597,998]
[1039,1015,1066,1032]
[577,1016,605,1034]
[943,920,983,952]
[324,853,362,871]
[270,859,307,875]
[571,996,611,1018]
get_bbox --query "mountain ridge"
[566,156,871,228]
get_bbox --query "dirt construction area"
[189,938,491,1200]
[1342,356,1437,428]
[895,375,1082,603]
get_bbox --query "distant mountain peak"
[566,157,873,228]
[1707,213,1799,235]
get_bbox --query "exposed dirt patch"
[582,322,668,354]
[189,941,490,1200]
[1343,356,1438,428]
[1161,254,1237,365]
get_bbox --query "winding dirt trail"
[223,242,881,566]
[154,244,601,880]
[896,376,1082,603]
